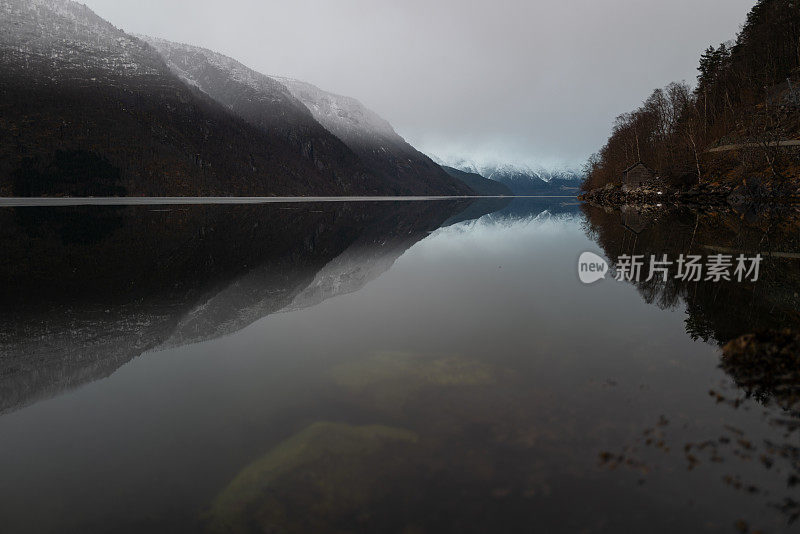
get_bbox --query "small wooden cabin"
[622,163,662,191]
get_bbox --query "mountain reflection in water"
[3,198,800,533]
[0,199,508,414]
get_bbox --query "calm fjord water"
[0,199,799,533]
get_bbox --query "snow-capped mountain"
[274,78,473,196]
[432,155,583,195]
[273,77,399,145]
[0,0,149,71]
[0,0,163,79]
[143,37,297,103]
[434,156,581,183]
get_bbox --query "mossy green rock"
[330,351,501,413]
[332,351,498,389]
[205,422,418,534]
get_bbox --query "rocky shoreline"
[578,182,800,207]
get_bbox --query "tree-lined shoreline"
[581,0,800,205]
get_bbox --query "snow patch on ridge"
[430,154,581,183]
[273,77,400,143]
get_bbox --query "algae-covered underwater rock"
[204,422,418,534]
[330,351,503,413]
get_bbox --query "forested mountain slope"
[0,0,411,196]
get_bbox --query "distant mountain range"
[434,156,583,195]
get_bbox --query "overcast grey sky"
[83,0,755,167]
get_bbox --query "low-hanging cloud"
[83,0,755,167]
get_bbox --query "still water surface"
[0,198,798,533]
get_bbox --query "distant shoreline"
[0,196,577,207]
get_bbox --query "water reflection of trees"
[586,203,800,527]
[582,204,800,345]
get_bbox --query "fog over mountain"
[275,77,468,195]
[80,0,754,167]
[142,37,469,195]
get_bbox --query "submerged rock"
[330,351,502,413]
[332,351,499,389]
[204,422,418,534]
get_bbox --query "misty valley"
[3,0,800,532]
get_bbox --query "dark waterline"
[0,196,576,207]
